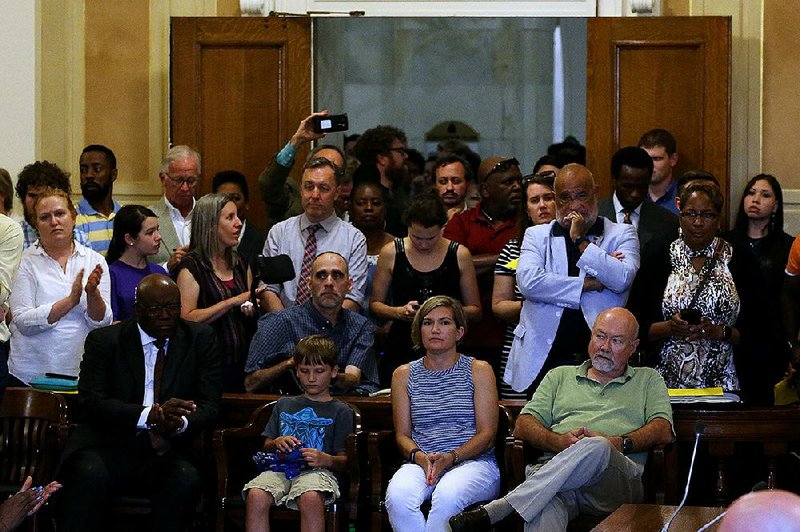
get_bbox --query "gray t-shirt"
[262,396,353,455]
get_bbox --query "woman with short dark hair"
[370,192,481,386]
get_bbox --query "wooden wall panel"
[586,17,730,221]
[171,17,311,229]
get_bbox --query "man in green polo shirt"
[450,307,674,531]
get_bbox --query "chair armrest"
[345,430,365,523]
[367,430,398,512]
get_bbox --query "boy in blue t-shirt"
[243,335,353,531]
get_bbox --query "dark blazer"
[600,196,680,359]
[65,318,222,456]
[237,220,266,270]
[598,195,679,263]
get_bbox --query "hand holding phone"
[312,113,349,133]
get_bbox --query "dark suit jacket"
[599,196,680,358]
[65,318,222,456]
[257,158,303,231]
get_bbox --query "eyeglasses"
[522,170,556,186]
[680,211,718,222]
[138,302,181,317]
[486,158,520,179]
[164,173,199,187]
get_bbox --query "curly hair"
[352,125,407,165]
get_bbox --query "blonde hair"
[410,295,467,351]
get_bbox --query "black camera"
[680,308,702,325]
[312,113,349,133]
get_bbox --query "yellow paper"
[667,387,724,397]
[504,258,519,270]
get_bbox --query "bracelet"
[723,325,732,340]
[449,449,460,466]
[409,447,421,463]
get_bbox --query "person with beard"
[75,144,122,256]
[443,156,523,372]
[449,308,673,532]
[504,164,639,395]
[352,125,410,237]
[433,154,473,221]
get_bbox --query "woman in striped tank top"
[385,296,500,531]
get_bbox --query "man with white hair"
[149,145,201,270]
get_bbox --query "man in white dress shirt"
[149,145,201,270]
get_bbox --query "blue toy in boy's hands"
[253,445,308,479]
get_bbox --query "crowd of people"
[1,113,799,531]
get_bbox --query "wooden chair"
[0,387,70,532]
[213,400,363,532]
[367,404,515,531]
[505,436,668,531]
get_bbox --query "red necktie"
[153,338,167,401]
[295,224,319,304]
[622,210,633,224]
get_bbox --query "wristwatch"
[622,435,634,454]
[574,236,590,247]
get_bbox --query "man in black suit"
[598,146,679,363]
[56,274,222,531]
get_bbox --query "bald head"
[135,274,181,339]
[594,307,639,339]
[554,163,599,229]
[477,156,508,183]
[720,490,800,532]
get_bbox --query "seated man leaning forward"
[56,274,222,532]
[245,251,379,395]
[450,307,674,532]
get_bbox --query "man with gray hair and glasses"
[149,145,201,270]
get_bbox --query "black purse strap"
[687,238,725,310]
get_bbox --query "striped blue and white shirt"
[75,198,122,256]
[409,354,494,460]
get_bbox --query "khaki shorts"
[243,468,340,510]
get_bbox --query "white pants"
[505,436,644,531]
[386,459,501,532]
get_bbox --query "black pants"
[56,435,202,532]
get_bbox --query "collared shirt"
[162,195,194,247]
[8,242,113,384]
[263,212,368,308]
[245,300,379,393]
[612,193,642,229]
[134,325,188,433]
[520,360,674,467]
[20,219,92,250]
[647,180,679,215]
[0,214,23,342]
[75,198,122,256]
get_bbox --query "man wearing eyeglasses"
[505,163,640,395]
[56,274,221,531]
[352,125,410,237]
[149,145,201,270]
[443,155,522,369]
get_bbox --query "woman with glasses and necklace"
[492,168,557,400]
[175,193,256,392]
[647,180,769,398]
[8,188,112,385]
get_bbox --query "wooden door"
[585,17,730,218]
[171,16,311,230]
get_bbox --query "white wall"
[0,0,37,203]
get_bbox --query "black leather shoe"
[449,506,491,532]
